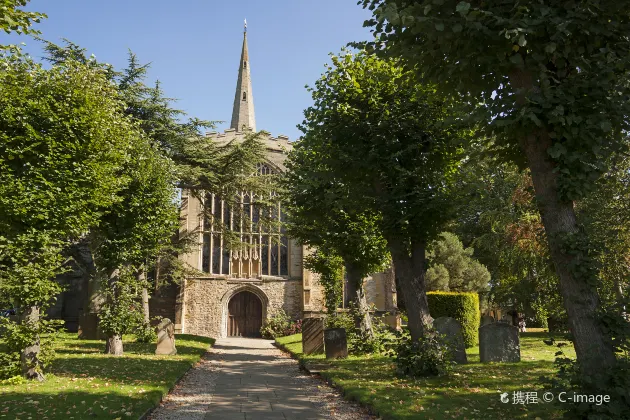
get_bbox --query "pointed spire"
[230,21,256,132]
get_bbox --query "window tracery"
[201,163,289,277]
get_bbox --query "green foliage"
[361,0,630,201]
[427,291,480,347]
[98,269,145,337]
[303,250,343,314]
[325,308,398,356]
[453,158,564,326]
[394,328,454,377]
[426,232,490,293]
[134,321,158,344]
[0,0,46,48]
[0,317,63,380]
[260,309,302,339]
[542,327,630,420]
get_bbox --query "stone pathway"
[148,337,376,420]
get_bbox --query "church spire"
[230,20,256,132]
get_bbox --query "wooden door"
[228,291,262,337]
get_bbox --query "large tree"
[0,54,141,378]
[361,0,630,379]
[282,143,390,332]
[297,51,468,342]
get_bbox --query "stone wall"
[182,278,302,338]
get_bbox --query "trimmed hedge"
[427,291,480,347]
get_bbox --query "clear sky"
[3,0,374,141]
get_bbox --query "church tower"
[230,21,256,132]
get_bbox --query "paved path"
[148,337,375,420]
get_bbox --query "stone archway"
[221,285,269,338]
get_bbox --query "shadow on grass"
[0,333,216,420]
[0,389,161,420]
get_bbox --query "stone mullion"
[209,194,214,274]
[219,198,223,275]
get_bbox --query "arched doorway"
[227,291,262,337]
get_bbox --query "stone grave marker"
[155,318,177,355]
[479,323,520,363]
[433,316,467,364]
[302,318,324,355]
[481,315,495,326]
[324,328,348,359]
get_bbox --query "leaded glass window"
[200,163,289,277]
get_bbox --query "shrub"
[260,309,301,339]
[0,317,63,380]
[325,308,398,356]
[427,291,480,347]
[394,328,454,377]
[134,322,157,343]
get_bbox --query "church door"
[228,291,262,337]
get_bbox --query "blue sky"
[3,0,374,141]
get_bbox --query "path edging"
[273,340,385,419]
[137,348,213,420]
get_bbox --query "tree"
[296,50,469,342]
[283,140,390,333]
[92,136,178,355]
[0,53,141,378]
[0,0,45,48]
[450,156,563,325]
[361,0,630,379]
[425,232,490,293]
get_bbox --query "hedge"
[427,291,480,347]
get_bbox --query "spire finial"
[244,18,247,33]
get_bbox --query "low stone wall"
[182,277,302,338]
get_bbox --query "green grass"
[0,333,214,420]
[276,332,575,420]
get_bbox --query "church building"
[171,26,398,338]
[47,25,398,338]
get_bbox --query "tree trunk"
[105,334,123,356]
[509,69,617,378]
[19,306,44,381]
[103,269,124,355]
[387,236,433,342]
[154,256,161,292]
[138,270,150,325]
[345,263,373,337]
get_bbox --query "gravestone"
[155,318,177,355]
[481,315,495,326]
[479,323,520,363]
[302,318,324,355]
[324,328,348,359]
[433,317,467,364]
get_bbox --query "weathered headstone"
[324,328,348,359]
[479,323,520,363]
[481,315,495,326]
[433,317,467,364]
[155,318,177,355]
[302,318,324,355]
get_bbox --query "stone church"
[50,27,398,338]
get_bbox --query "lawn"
[276,332,575,420]
[0,333,214,420]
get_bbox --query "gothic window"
[200,163,289,278]
[242,92,247,101]
[244,61,247,69]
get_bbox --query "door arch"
[227,291,262,337]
